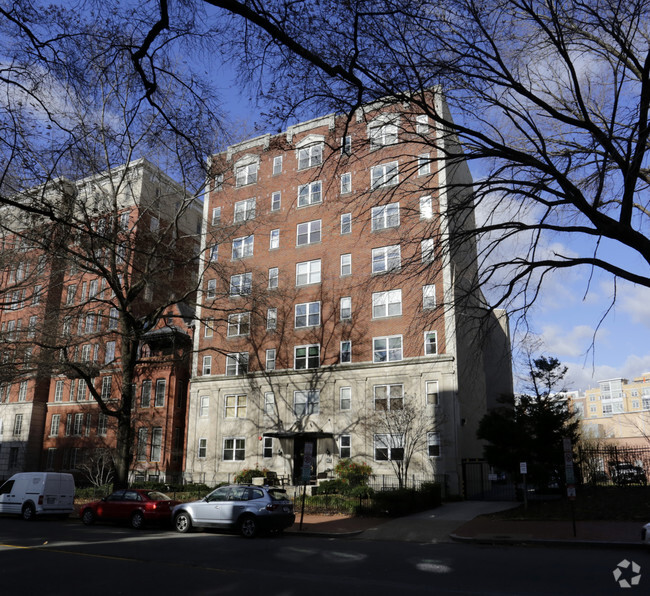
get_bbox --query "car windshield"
[268,489,290,501]
[146,491,173,501]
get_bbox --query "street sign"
[567,485,576,500]
[520,462,527,474]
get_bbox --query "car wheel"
[131,511,145,530]
[239,515,258,539]
[81,509,96,525]
[22,502,36,521]
[174,511,192,533]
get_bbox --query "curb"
[449,533,649,550]
[286,529,366,538]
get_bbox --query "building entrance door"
[293,437,317,484]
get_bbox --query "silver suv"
[172,484,295,538]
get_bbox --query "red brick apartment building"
[185,96,513,494]
[0,159,201,484]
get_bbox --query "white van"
[0,473,75,520]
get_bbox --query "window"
[230,272,252,296]
[226,352,249,376]
[296,220,321,246]
[374,384,404,410]
[371,161,399,189]
[374,434,404,461]
[418,153,431,176]
[234,197,256,222]
[426,381,439,405]
[372,290,402,318]
[64,414,72,436]
[369,122,398,149]
[223,438,246,461]
[265,349,276,371]
[209,245,219,262]
[416,114,429,133]
[211,206,221,225]
[420,195,433,219]
[426,432,441,457]
[295,301,320,328]
[340,434,351,458]
[85,313,96,334]
[373,335,403,362]
[50,414,60,437]
[227,312,250,337]
[46,448,56,470]
[372,204,400,230]
[273,155,283,175]
[137,428,148,460]
[232,235,254,259]
[101,376,112,400]
[340,387,351,411]
[423,285,436,309]
[108,308,119,330]
[98,413,108,436]
[27,316,37,338]
[271,192,281,212]
[264,392,275,416]
[225,394,247,418]
[66,285,76,305]
[421,238,435,263]
[268,267,279,289]
[204,319,214,338]
[340,254,351,276]
[105,341,116,364]
[341,135,352,155]
[270,229,280,249]
[141,380,152,407]
[155,379,166,407]
[372,245,401,274]
[151,428,163,462]
[341,213,351,234]
[54,380,64,402]
[32,285,42,305]
[199,396,209,417]
[294,344,320,369]
[263,437,273,458]
[294,390,320,416]
[18,381,27,402]
[267,308,277,330]
[424,331,438,355]
[297,144,323,170]
[340,297,352,320]
[198,438,207,459]
[296,259,321,285]
[340,173,352,194]
[340,340,351,363]
[235,162,258,187]
[202,356,212,375]
[298,181,322,206]
[73,413,84,436]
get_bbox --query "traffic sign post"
[563,438,577,537]
[520,462,528,511]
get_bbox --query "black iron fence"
[577,445,650,486]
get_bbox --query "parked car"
[0,472,75,520]
[609,463,647,486]
[81,489,180,529]
[172,484,295,538]
[642,522,650,544]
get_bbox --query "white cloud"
[564,354,650,391]
[618,284,650,328]
[539,323,604,358]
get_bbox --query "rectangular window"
[426,381,439,405]
[341,135,352,155]
[105,341,116,364]
[374,384,404,410]
[296,259,321,285]
[155,379,166,407]
[108,308,119,330]
[340,254,351,276]
[226,352,249,376]
[54,380,64,402]
[298,181,322,207]
[204,318,214,338]
[266,349,276,371]
[295,301,320,328]
[202,355,212,376]
[66,285,76,305]
[227,312,250,337]
[294,344,320,369]
[421,238,435,263]
[50,414,60,437]
[297,144,323,170]
[423,285,436,309]
[267,308,277,330]
[101,376,112,400]
[64,414,72,436]
[425,331,438,355]
[225,394,247,418]
[234,197,256,222]
[32,285,42,305]
[340,340,351,363]
[264,392,275,416]
[230,272,252,296]
[198,438,207,459]
[340,173,352,194]
[263,437,273,458]
[372,290,402,318]
[209,244,219,262]
[18,381,27,402]
[151,428,162,462]
[98,413,108,436]
[420,195,433,219]
[294,390,320,416]
[89,279,98,298]
[375,433,404,461]
[137,428,148,460]
[75,379,86,402]
[232,235,254,259]
[273,155,283,176]
[223,438,245,461]
[84,313,96,334]
[73,413,84,436]
[27,316,37,338]
[270,193,282,214]
[418,153,431,176]
[199,396,209,417]
[141,380,152,407]
[340,297,352,320]
[268,267,279,289]
[373,335,403,363]
[369,123,398,149]
[46,448,56,470]
[340,434,351,458]
[211,206,222,225]
[427,432,441,457]
[340,387,351,411]
[370,161,399,189]
[81,344,91,362]
[416,114,429,133]
[235,162,258,187]
[270,229,280,249]
[341,213,351,234]
[296,220,321,246]
[371,204,400,230]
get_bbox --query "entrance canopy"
[262,431,334,439]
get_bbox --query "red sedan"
[81,489,180,529]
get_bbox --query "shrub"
[312,478,349,495]
[334,459,373,487]
[234,467,268,484]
